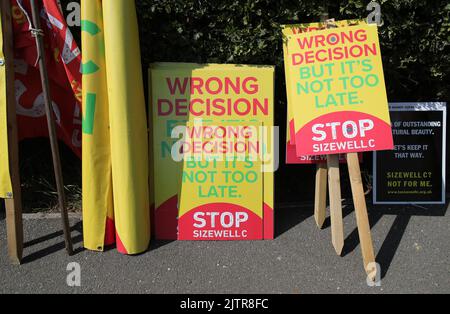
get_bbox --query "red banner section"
[11,0,81,156]
[179,203,264,241]
[295,110,393,156]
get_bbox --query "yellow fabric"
[102,0,150,254]
[0,13,13,199]
[82,0,150,254]
[81,0,114,251]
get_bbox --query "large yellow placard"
[149,63,275,240]
[178,122,264,240]
[285,23,393,156]
[283,20,366,163]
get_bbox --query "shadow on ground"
[342,201,449,279]
[8,197,449,280]
[374,202,448,278]
[275,203,313,237]
[0,205,5,221]
[274,199,449,279]
[21,221,84,264]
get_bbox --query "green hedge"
[133,0,450,102]
[60,0,449,201]
[63,0,450,101]
[133,0,450,201]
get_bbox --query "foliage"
[132,0,450,102]
[56,0,449,203]
[61,0,450,101]
[133,0,450,201]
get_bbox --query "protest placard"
[374,102,447,204]
[286,23,393,156]
[283,20,366,163]
[149,63,275,240]
[178,122,265,240]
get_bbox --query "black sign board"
[373,103,447,204]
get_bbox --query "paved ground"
[0,201,449,294]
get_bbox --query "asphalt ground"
[0,201,449,294]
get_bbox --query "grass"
[19,139,81,213]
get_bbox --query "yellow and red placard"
[149,63,275,240]
[283,20,366,163]
[284,21,393,157]
[178,122,264,240]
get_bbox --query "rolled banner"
[81,0,115,251]
[102,0,150,254]
[0,13,13,199]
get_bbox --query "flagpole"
[29,0,73,255]
[1,0,24,265]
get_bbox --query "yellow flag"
[0,12,13,199]
[81,0,115,251]
[82,0,150,254]
[102,0,150,254]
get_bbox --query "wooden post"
[1,0,23,265]
[347,153,376,280]
[29,0,73,255]
[311,6,330,231]
[327,155,344,255]
[314,162,327,228]
[318,16,344,255]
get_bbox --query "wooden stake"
[314,162,327,228]
[347,152,376,280]
[327,155,344,255]
[29,0,73,255]
[1,0,24,265]
[320,14,344,254]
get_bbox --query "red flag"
[11,0,82,157]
